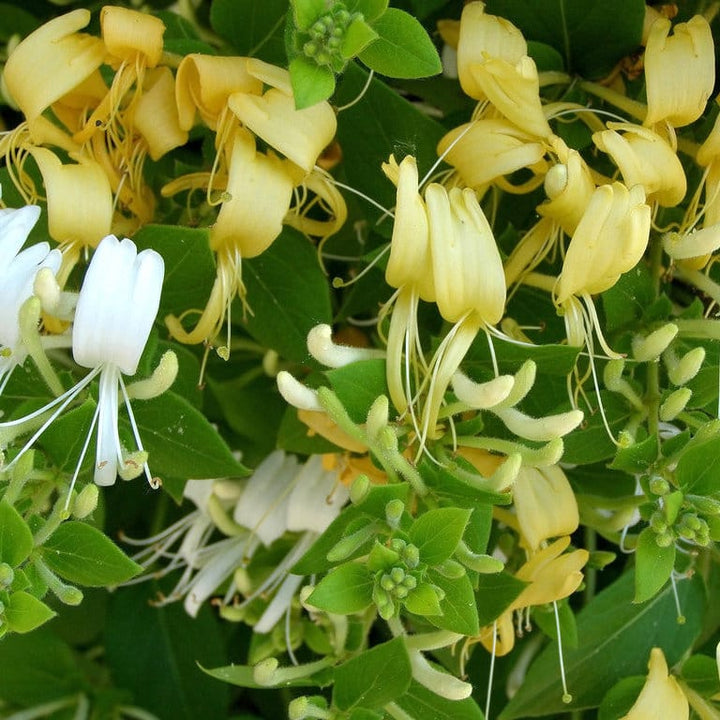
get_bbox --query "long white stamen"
[486,620,498,720]
[118,373,156,488]
[64,398,101,510]
[553,601,572,704]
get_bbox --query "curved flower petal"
[73,235,164,376]
[100,6,166,68]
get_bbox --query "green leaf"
[334,637,412,711]
[326,359,389,423]
[404,582,442,616]
[202,661,333,689]
[681,655,720,697]
[598,677,646,720]
[4,592,56,634]
[484,0,645,79]
[347,0,388,23]
[358,9,441,78]
[609,434,659,473]
[476,572,527,626]
[676,435,720,495]
[210,0,287,61]
[634,527,676,603]
[242,227,332,362]
[499,572,705,718]
[409,508,472,566]
[334,63,445,221]
[133,225,216,319]
[395,679,486,720]
[106,583,229,720]
[38,398,96,477]
[131,391,249,481]
[427,569,480,636]
[0,630,83,705]
[602,263,655,333]
[341,17,379,58]
[307,563,374,613]
[40,521,142,586]
[290,57,337,109]
[290,0,326,30]
[0,4,38,42]
[0,501,34,567]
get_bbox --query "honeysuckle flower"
[0,202,62,393]
[131,68,189,161]
[125,452,348,630]
[478,537,588,656]
[73,6,166,144]
[620,648,689,720]
[175,54,263,132]
[456,1,527,102]
[643,15,714,129]
[511,465,580,552]
[436,119,548,192]
[0,235,165,489]
[593,123,686,207]
[29,148,113,267]
[165,128,294,348]
[2,9,105,130]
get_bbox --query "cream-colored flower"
[593,123,686,207]
[437,119,547,191]
[512,465,579,552]
[456,1,526,101]
[644,15,714,128]
[620,648,689,720]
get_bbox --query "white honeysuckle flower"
[121,452,349,630]
[0,234,165,491]
[0,203,62,393]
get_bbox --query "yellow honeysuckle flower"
[382,155,434,300]
[478,536,588,656]
[3,9,105,129]
[227,81,336,175]
[464,55,553,140]
[73,7,166,145]
[456,1,526,101]
[556,182,651,304]
[644,15,714,128]
[620,648,689,720]
[165,128,294,347]
[51,71,109,136]
[536,148,595,236]
[175,54,263,131]
[512,465,579,552]
[132,67,189,161]
[100,5,166,70]
[437,119,547,192]
[426,184,505,324]
[593,123,686,207]
[29,147,113,267]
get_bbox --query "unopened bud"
[603,359,626,390]
[385,499,404,528]
[0,563,13,589]
[493,406,584,441]
[126,351,178,400]
[57,585,84,606]
[365,395,389,441]
[277,371,323,411]
[307,324,384,368]
[632,323,679,362]
[665,346,706,386]
[648,475,670,496]
[686,494,720,516]
[452,371,514,409]
[253,658,279,686]
[496,360,536,408]
[72,484,99,519]
[660,388,692,422]
[655,530,675,547]
[349,474,370,505]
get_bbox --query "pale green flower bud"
[72,484,99,519]
[452,370,514,409]
[632,323,678,362]
[664,346,705,386]
[659,387,692,422]
[493,406,584,441]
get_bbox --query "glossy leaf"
[40,522,142,587]
[427,569,480,636]
[409,507,472,566]
[634,527,676,603]
[359,9,442,78]
[0,502,33,567]
[334,637,412,710]
[4,592,56,634]
[326,359,389,423]
[307,563,374,613]
[290,56,337,109]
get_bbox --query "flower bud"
[632,323,679,362]
[307,324,385,368]
[659,387,692,422]
[452,370,514,409]
[664,346,705,386]
[72,483,99,519]
[493,407,584,442]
